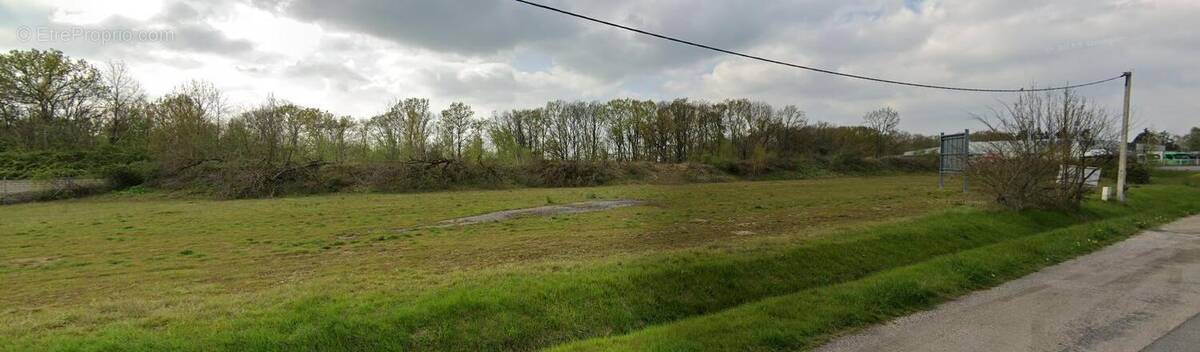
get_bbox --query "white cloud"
[210,3,320,57]
[2,0,1197,134]
[41,0,165,24]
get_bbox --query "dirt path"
[435,199,646,227]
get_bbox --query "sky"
[1,0,1196,135]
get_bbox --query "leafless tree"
[439,102,474,161]
[971,89,1113,210]
[399,98,433,159]
[370,105,404,161]
[101,60,146,144]
[174,80,228,129]
[863,107,900,157]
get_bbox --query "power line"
[513,0,1126,93]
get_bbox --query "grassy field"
[553,188,1199,351]
[1,173,1197,351]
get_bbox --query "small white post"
[1101,186,1110,201]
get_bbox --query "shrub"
[1126,162,1151,184]
[101,161,157,190]
[971,89,1112,210]
[358,160,503,193]
[829,153,882,173]
[120,185,149,195]
[523,160,616,187]
[715,160,759,176]
[0,147,148,179]
[879,155,936,172]
[641,163,733,184]
[210,161,347,199]
[144,154,938,199]
[969,155,1058,210]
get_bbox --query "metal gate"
[939,129,969,192]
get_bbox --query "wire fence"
[0,178,106,204]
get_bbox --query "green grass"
[1,174,1197,351]
[0,175,960,349]
[552,187,1200,351]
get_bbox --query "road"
[816,214,1200,352]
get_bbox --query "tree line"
[2,49,942,194]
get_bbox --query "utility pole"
[1116,71,1132,202]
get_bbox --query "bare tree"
[971,89,1113,210]
[863,107,900,157]
[238,96,286,165]
[777,105,807,130]
[101,60,145,145]
[370,105,404,161]
[328,116,355,163]
[545,100,575,160]
[172,80,228,133]
[399,98,433,159]
[721,99,752,159]
[747,101,776,159]
[439,102,474,161]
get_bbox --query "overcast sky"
[1,0,1196,134]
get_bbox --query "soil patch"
[437,199,646,227]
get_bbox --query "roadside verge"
[551,188,1200,351]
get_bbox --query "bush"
[101,161,157,190]
[969,155,1059,210]
[359,161,494,193]
[715,160,759,176]
[829,153,882,173]
[120,185,149,195]
[714,157,829,178]
[969,89,1111,210]
[211,161,346,199]
[523,160,616,187]
[638,163,733,184]
[0,147,148,179]
[1127,162,1151,184]
[146,154,939,199]
[879,155,936,172]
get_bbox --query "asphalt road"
[816,214,1200,352]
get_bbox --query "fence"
[938,129,969,192]
[1159,159,1200,167]
[0,178,107,204]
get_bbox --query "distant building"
[1131,143,1166,161]
[904,140,1112,158]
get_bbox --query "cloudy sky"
[1,0,1196,134]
